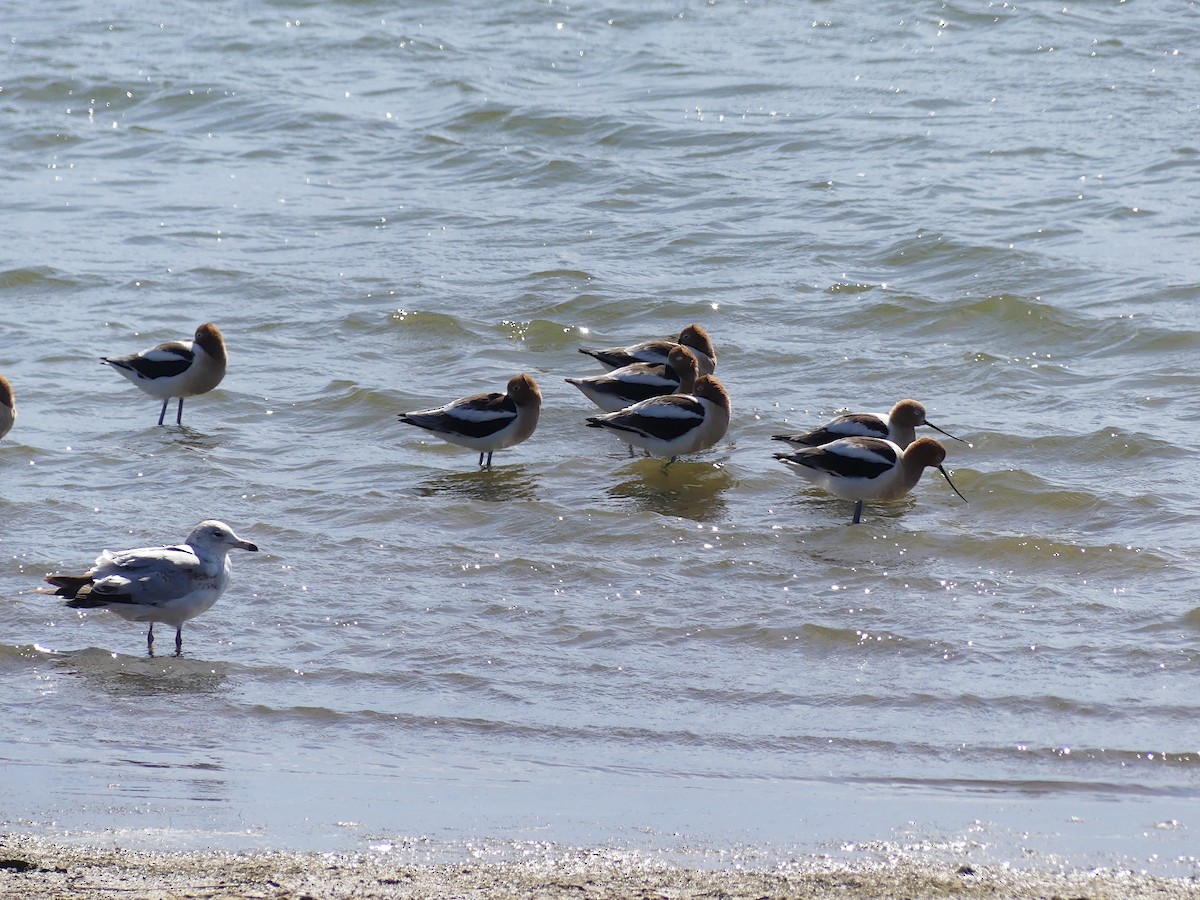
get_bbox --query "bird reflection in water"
[413,464,539,503]
[607,460,730,521]
[138,425,225,457]
[54,648,231,692]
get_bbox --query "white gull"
[40,520,259,654]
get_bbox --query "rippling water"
[1,0,1198,874]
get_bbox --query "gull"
[103,322,228,426]
[398,374,542,468]
[772,399,966,450]
[774,436,967,524]
[585,373,731,464]
[40,520,259,654]
[566,345,699,413]
[578,323,716,376]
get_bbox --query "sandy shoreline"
[2,835,1197,899]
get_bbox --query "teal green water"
[0,1,1197,874]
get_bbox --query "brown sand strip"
[1,835,1196,899]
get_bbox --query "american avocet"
[566,345,699,413]
[0,375,14,440]
[772,399,966,449]
[102,322,228,426]
[40,520,259,654]
[578,323,716,375]
[774,436,967,524]
[585,373,731,464]
[398,374,542,468]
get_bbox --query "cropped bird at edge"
[578,323,716,376]
[102,322,228,426]
[774,436,967,524]
[398,374,542,468]
[0,374,15,440]
[566,344,699,413]
[585,373,730,465]
[772,399,967,450]
[39,520,259,654]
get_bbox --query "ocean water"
[1,0,1198,875]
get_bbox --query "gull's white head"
[186,520,259,554]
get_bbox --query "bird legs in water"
[851,500,864,524]
[477,451,494,468]
[156,397,185,426]
[146,622,184,656]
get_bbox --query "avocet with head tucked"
[102,322,228,426]
[566,344,699,413]
[585,373,730,465]
[578,323,716,376]
[398,374,542,468]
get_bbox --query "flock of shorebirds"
[0,319,967,654]
[398,321,968,527]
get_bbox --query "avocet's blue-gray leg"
[176,398,184,425]
[157,399,169,426]
[852,500,864,524]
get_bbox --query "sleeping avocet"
[398,374,542,469]
[102,322,228,426]
[578,323,716,376]
[566,345,699,413]
[585,373,730,464]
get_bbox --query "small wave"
[0,266,80,291]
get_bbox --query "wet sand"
[2,835,1196,899]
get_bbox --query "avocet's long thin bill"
[937,465,969,504]
[929,422,970,445]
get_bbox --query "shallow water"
[1,0,1198,876]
